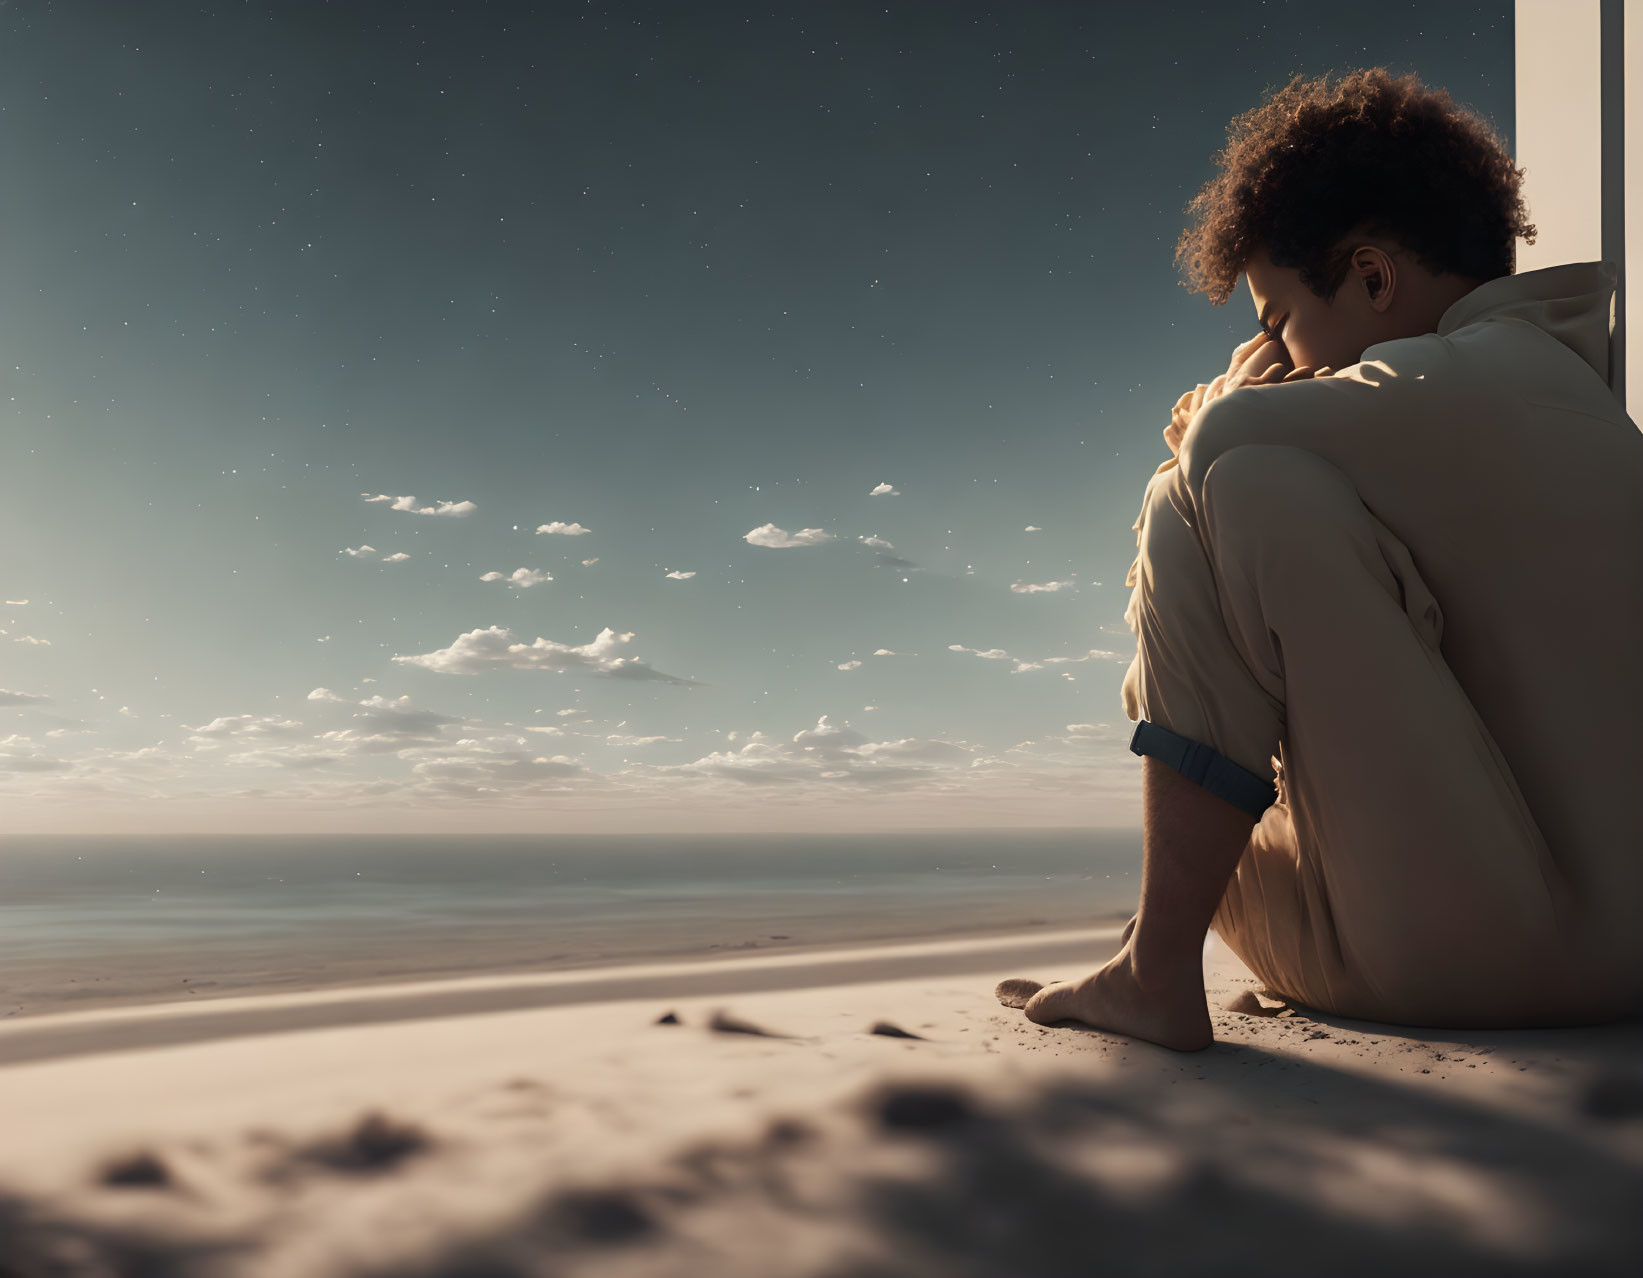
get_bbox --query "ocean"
[0,827,1141,1014]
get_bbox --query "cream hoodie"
[1142,260,1643,988]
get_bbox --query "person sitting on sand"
[999,66,1643,1050]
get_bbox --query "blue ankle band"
[1128,719,1277,817]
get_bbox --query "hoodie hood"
[1436,259,1617,381]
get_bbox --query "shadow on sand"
[2,1027,1639,1277]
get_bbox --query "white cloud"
[948,643,1012,660]
[948,638,1127,679]
[536,521,591,536]
[1010,580,1076,593]
[480,567,553,589]
[5,599,28,605]
[408,746,586,787]
[850,737,973,764]
[635,713,986,791]
[837,660,862,670]
[791,714,869,753]
[307,687,346,702]
[1024,525,1042,532]
[664,570,696,580]
[857,534,917,573]
[230,748,344,771]
[555,708,584,717]
[869,482,900,496]
[306,693,468,756]
[352,695,465,739]
[0,689,50,706]
[744,523,833,548]
[0,749,73,773]
[948,642,1042,675]
[341,544,409,564]
[186,714,309,746]
[605,731,680,747]
[873,648,914,657]
[393,625,698,684]
[1038,647,1127,667]
[1,704,1144,821]
[13,635,50,645]
[363,494,477,517]
[581,557,600,566]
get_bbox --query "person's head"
[1174,67,1538,374]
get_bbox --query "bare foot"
[997,944,1213,1052]
[993,913,1133,1009]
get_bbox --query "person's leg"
[1195,445,1582,1024]
[1000,442,1584,1042]
[999,755,1254,1051]
[997,461,1275,1049]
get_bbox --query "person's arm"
[1177,335,1456,511]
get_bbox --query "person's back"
[1401,269,1643,1001]
[1183,259,1643,1013]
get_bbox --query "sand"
[0,926,1639,1276]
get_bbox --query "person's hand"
[1162,334,1333,458]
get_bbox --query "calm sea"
[0,828,1140,964]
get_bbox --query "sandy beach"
[0,926,1639,1276]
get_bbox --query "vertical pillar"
[1624,0,1643,424]
[1600,0,1625,411]
[1515,1,1602,274]
[1514,0,1636,415]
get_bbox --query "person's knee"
[1132,463,1204,577]
[1198,444,1362,566]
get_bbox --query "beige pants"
[1121,445,1607,1027]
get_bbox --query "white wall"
[1515,1,1603,271]
[1515,0,1637,419]
[1504,1,1636,413]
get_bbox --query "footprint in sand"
[291,1110,430,1174]
[98,1149,172,1188]
[868,1021,925,1039]
[1224,989,1280,1017]
[707,1008,790,1038]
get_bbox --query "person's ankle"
[1124,939,1204,997]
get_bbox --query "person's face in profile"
[1244,243,1396,376]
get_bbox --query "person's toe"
[1023,981,1074,1025]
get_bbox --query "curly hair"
[1174,67,1537,306]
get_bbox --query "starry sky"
[0,1,1515,834]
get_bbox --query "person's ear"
[1354,246,1395,311]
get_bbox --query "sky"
[0,0,1516,834]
